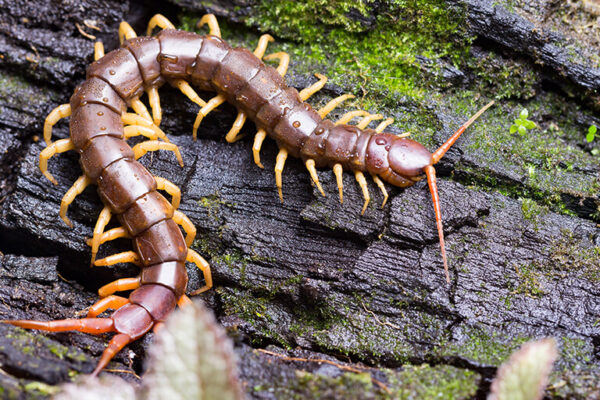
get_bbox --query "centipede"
[2,14,493,376]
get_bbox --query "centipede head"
[368,101,495,283]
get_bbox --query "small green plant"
[510,109,536,136]
[586,125,596,143]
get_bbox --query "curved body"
[5,14,493,376]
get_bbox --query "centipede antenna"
[432,100,494,164]
[424,165,450,283]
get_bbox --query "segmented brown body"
[68,27,430,357]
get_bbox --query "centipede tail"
[5,13,494,375]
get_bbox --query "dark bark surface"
[0,0,599,399]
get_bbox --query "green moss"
[181,0,471,103]
[23,382,59,397]
[387,364,479,399]
[509,262,546,298]
[438,327,529,366]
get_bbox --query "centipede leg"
[275,148,288,202]
[130,98,153,123]
[43,104,71,146]
[173,210,196,247]
[92,334,132,377]
[86,227,130,247]
[90,206,112,265]
[87,295,129,318]
[197,14,221,37]
[172,79,207,108]
[94,42,104,61]
[252,52,289,166]
[253,129,267,168]
[355,171,370,215]
[94,251,142,267]
[155,176,181,209]
[118,21,137,44]
[305,159,325,197]
[192,94,226,140]
[371,175,389,208]
[2,318,114,334]
[224,21,272,145]
[318,94,355,118]
[177,294,193,308]
[146,87,162,126]
[39,138,75,185]
[146,14,175,36]
[299,73,327,101]
[375,118,394,133]
[133,140,184,167]
[336,110,369,125]
[98,277,141,297]
[122,113,169,142]
[333,163,344,203]
[60,175,93,228]
[356,113,383,129]
[187,249,213,296]
[264,52,290,77]
[123,125,159,141]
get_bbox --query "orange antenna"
[432,101,495,164]
[426,101,495,283]
[424,165,449,283]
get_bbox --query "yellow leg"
[305,159,325,197]
[253,34,274,58]
[375,118,394,133]
[318,94,354,119]
[133,141,184,167]
[146,87,162,126]
[147,14,175,36]
[39,138,75,185]
[94,251,141,267]
[253,129,267,169]
[86,227,130,247]
[355,171,370,215]
[43,104,71,146]
[299,73,327,101]
[130,98,153,123]
[197,14,221,37]
[90,206,112,265]
[264,52,290,77]
[173,210,196,247]
[333,163,344,204]
[98,277,141,298]
[60,175,93,228]
[87,295,129,318]
[225,112,247,143]
[275,148,288,203]
[177,294,193,308]
[94,42,104,61]
[155,176,181,209]
[398,131,411,138]
[371,175,389,208]
[336,110,369,125]
[172,79,207,107]
[356,114,383,129]
[192,94,226,140]
[187,249,213,296]
[122,112,169,142]
[123,125,159,140]
[118,21,137,44]
[251,52,290,167]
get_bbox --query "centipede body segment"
[4,13,493,376]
